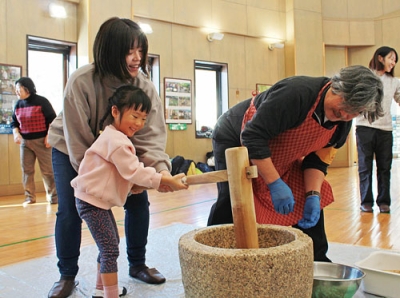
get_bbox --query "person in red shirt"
[11,77,57,205]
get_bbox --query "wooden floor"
[1,159,400,268]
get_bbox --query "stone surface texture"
[179,224,313,298]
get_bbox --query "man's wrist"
[305,190,320,198]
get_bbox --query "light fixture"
[49,3,67,19]
[139,23,153,34]
[268,43,285,51]
[207,32,224,42]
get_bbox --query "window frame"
[194,60,228,139]
[27,35,77,87]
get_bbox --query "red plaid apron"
[241,83,335,226]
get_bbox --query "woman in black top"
[208,65,383,262]
[11,77,57,205]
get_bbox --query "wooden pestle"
[225,147,259,249]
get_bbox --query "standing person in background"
[11,77,58,206]
[71,85,188,298]
[356,46,400,214]
[208,65,383,262]
[47,17,172,298]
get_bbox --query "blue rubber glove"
[298,195,321,229]
[267,178,295,215]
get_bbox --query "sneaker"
[22,198,36,207]
[92,286,127,298]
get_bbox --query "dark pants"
[293,210,330,262]
[52,148,150,277]
[207,100,246,226]
[356,126,393,207]
[208,106,330,262]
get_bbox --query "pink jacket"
[71,125,162,209]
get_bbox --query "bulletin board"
[0,64,22,134]
[164,77,192,124]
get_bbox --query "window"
[194,61,228,138]
[27,36,77,114]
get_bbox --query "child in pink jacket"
[71,85,188,298]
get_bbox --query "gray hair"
[330,65,383,123]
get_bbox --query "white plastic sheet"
[0,223,389,297]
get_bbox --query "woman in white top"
[356,46,400,213]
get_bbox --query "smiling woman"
[355,46,400,215]
[46,17,174,298]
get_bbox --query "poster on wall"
[256,83,272,94]
[0,64,22,134]
[164,78,192,124]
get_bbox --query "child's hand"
[158,170,173,193]
[173,173,189,190]
[160,173,189,191]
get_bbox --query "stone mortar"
[179,224,313,298]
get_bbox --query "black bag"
[171,155,194,175]
[171,155,185,175]
[178,159,194,174]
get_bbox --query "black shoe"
[360,204,373,212]
[48,279,79,298]
[129,264,166,284]
[379,204,390,213]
